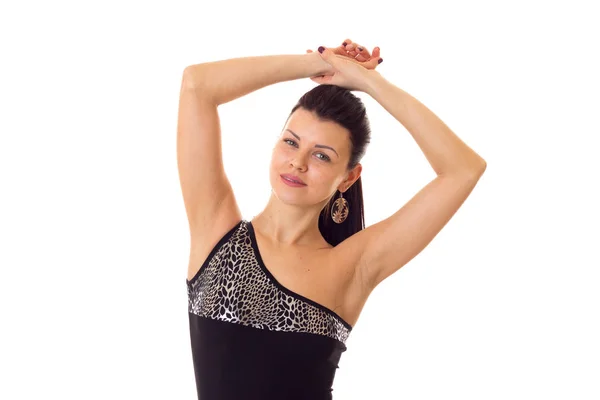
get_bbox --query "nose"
[291,157,307,172]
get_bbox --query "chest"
[252,232,359,325]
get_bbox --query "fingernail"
[378,58,383,64]
[318,46,325,53]
[342,42,347,46]
[358,46,363,51]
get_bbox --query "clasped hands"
[306,38,383,92]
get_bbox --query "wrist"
[362,69,386,96]
[303,51,330,77]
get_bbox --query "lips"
[281,174,306,185]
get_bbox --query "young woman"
[178,39,486,400]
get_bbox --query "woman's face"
[269,108,358,206]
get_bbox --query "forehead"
[285,108,349,143]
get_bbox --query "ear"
[339,163,362,192]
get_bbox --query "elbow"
[181,67,218,105]
[468,159,487,176]
[478,158,487,173]
[182,66,199,88]
[467,154,487,174]
[477,158,487,172]
[182,65,209,89]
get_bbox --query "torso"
[187,220,371,328]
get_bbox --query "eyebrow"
[285,129,339,157]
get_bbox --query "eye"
[316,153,331,162]
[283,139,331,162]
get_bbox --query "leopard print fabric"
[187,220,352,344]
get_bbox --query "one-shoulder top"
[186,219,353,400]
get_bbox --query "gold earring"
[331,190,349,224]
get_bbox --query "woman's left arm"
[363,71,487,176]
[334,69,488,291]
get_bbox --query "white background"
[1,0,599,399]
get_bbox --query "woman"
[178,39,487,400]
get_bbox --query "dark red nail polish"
[378,58,383,64]
[342,42,347,46]
[318,46,325,53]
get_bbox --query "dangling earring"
[331,190,350,224]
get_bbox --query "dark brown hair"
[289,84,372,247]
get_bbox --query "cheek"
[270,148,287,168]
[271,142,285,157]
[272,144,298,166]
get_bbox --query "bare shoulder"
[187,194,242,281]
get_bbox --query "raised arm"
[350,72,487,289]
[177,52,333,255]
[312,47,487,294]
[183,52,331,105]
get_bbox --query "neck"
[252,192,329,247]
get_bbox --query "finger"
[332,44,349,56]
[343,47,369,64]
[360,52,383,69]
[345,42,365,51]
[357,47,379,67]
[353,44,372,63]
[345,44,369,60]
[371,47,381,59]
[333,39,354,56]
[343,39,356,58]
[318,47,349,71]
[354,52,369,63]
[355,44,371,59]
[309,43,347,57]
[338,41,379,66]
[308,40,349,56]
[359,46,381,65]
[345,45,358,59]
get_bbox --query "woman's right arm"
[178,52,327,258]
[183,52,329,105]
